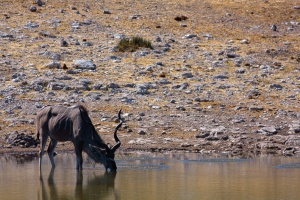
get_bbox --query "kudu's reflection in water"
[38,169,118,200]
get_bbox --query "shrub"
[117,36,153,52]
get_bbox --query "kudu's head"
[89,109,123,171]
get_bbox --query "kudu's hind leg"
[47,139,58,168]
[74,144,84,170]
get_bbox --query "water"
[1,152,300,200]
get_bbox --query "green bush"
[117,36,153,52]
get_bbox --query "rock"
[128,138,153,145]
[182,34,197,39]
[203,33,213,39]
[107,83,119,89]
[269,84,283,90]
[182,72,193,78]
[45,61,61,69]
[181,24,187,27]
[78,18,87,24]
[123,83,135,88]
[155,61,164,66]
[48,82,65,90]
[93,83,103,90]
[6,131,19,144]
[175,105,186,111]
[71,22,82,29]
[240,39,250,44]
[136,83,156,95]
[249,107,264,111]
[206,137,219,141]
[158,79,172,85]
[25,21,39,28]
[227,53,238,58]
[283,147,296,156]
[221,135,229,140]
[30,6,37,12]
[42,51,61,60]
[36,0,45,6]
[86,92,102,101]
[293,6,300,9]
[73,60,96,70]
[195,132,210,138]
[114,34,126,39]
[211,126,226,135]
[247,89,261,99]
[256,141,281,151]
[285,136,300,146]
[170,99,176,103]
[136,85,150,95]
[174,15,188,21]
[6,131,38,148]
[213,75,229,80]
[235,68,245,74]
[0,32,13,38]
[30,79,49,91]
[288,124,300,134]
[129,14,141,20]
[271,24,277,31]
[82,41,93,46]
[138,130,147,135]
[258,126,278,136]
[180,82,189,90]
[39,31,56,38]
[60,38,68,47]
[35,102,43,108]
[181,143,193,147]
[104,10,111,14]
[138,51,150,57]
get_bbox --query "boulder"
[73,60,96,70]
[6,131,38,148]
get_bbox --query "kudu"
[36,104,123,171]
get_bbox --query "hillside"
[1,0,300,156]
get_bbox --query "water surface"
[1,152,300,200]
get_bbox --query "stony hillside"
[1,0,300,156]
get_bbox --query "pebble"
[269,84,283,90]
[104,10,111,14]
[60,38,68,47]
[138,130,147,135]
[293,6,300,9]
[129,14,141,20]
[240,39,250,44]
[30,6,37,12]
[36,0,45,6]
[182,34,197,39]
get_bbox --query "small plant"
[117,36,153,52]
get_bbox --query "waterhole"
[1,152,300,200]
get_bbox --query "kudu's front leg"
[75,154,83,170]
[47,140,58,168]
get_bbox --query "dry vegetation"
[0,0,300,155]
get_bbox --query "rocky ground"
[1,0,300,157]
